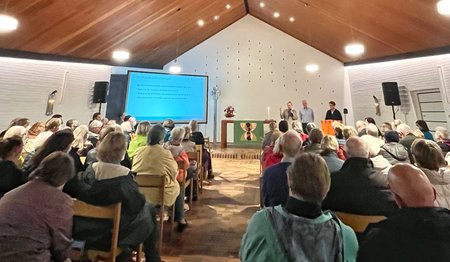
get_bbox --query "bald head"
[388,164,436,208]
[344,136,369,158]
[279,130,303,157]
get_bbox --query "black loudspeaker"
[93,81,109,103]
[382,82,401,106]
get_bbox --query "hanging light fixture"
[169,29,182,74]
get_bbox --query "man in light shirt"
[299,100,314,132]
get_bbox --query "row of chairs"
[70,143,211,261]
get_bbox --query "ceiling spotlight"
[197,19,205,27]
[305,64,319,73]
[345,43,365,56]
[169,64,182,74]
[273,12,280,18]
[437,0,450,15]
[289,17,295,22]
[0,14,19,33]
[260,2,265,7]
[214,15,219,20]
[112,50,130,61]
[226,4,231,9]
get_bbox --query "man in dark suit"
[358,164,450,261]
[322,137,398,216]
[325,101,343,121]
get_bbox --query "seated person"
[262,131,302,207]
[322,137,398,216]
[379,131,410,165]
[76,132,160,262]
[303,128,323,154]
[240,153,358,261]
[412,139,450,210]
[0,136,26,197]
[127,121,151,160]
[320,135,344,173]
[435,126,450,155]
[261,131,282,171]
[0,152,74,261]
[262,121,278,149]
[132,125,188,232]
[189,120,213,179]
[358,164,450,261]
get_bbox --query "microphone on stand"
[343,108,348,125]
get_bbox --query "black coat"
[73,173,155,251]
[358,207,450,262]
[0,160,26,198]
[322,157,398,216]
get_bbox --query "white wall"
[346,54,450,129]
[0,57,111,130]
[164,15,346,141]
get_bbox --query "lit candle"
[267,106,270,120]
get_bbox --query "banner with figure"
[233,120,264,145]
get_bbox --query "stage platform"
[209,143,260,160]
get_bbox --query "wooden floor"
[161,156,261,262]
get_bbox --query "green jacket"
[127,134,147,160]
[240,206,358,262]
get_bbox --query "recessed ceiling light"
[226,4,231,9]
[260,2,265,7]
[273,12,280,18]
[0,14,18,33]
[169,64,182,74]
[437,0,450,15]
[197,19,205,27]
[112,50,130,61]
[214,15,219,20]
[305,64,319,73]
[345,43,365,56]
[289,17,295,22]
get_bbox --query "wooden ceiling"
[0,0,450,68]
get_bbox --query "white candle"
[267,107,270,120]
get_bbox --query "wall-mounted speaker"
[382,82,401,106]
[93,81,109,103]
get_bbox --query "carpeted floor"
[161,158,261,262]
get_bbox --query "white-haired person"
[128,121,151,160]
[397,124,417,161]
[76,132,160,261]
[435,126,450,155]
[88,119,103,147]
[71,125,92,157]
[241,153,358,261]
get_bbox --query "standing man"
[299,100,314,132]
[325,101,343,121]
[279,101,298,130]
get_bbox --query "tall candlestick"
[267,107,270,120]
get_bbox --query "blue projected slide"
[125,71,208,123]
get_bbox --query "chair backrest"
[195,144,203,164]
[334,211,386,233]
[204,137,211,150]
[135,174,166,206]
[73,200,122,260]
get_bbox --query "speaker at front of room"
[382,82,401,106]
[93,81,109,103]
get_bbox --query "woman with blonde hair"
[128,121,151,160]
[320,135,344,173]
[412,139,450,209]
[77,132,160,261]
[71,125,91,156]
[23,122,45,155]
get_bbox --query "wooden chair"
[204,137,211,153]
[72,200,122,262]
[176,160,194,209]
[334,211,386,233]
[135,174,175,251]
[188,150,203,194]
